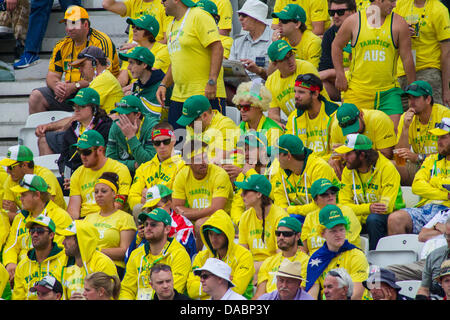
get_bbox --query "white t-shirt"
[420,208,449,260]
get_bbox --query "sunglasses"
[7,162,21,171]
[279,19,298,24]
[152,139,172,147]
[296,74,315,82]
[318,190,337,197]
[199,273,212,280]
[77,148,95,156]
[132,25,144,31]
[328,9,349,16]
[238,13,248,18]
[144,221,160,228]
[29,227,49,235]
[275,230,296,237]
[339,116,358,128]
[237,104,253,112]
[435,122,450,131]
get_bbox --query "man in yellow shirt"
[388,118,450,236]
[306,205,369,300]
[265,40,327,126]
[335,133,405,250]
[395,81,450,185]
[156,0,226,129]
[272,4,322,68]
[66,130,132,220]
[28,6,120,115]
[285,73,339,159]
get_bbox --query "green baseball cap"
[126,14,160,38]
[319,204,348,229]
[403,80,433,97]
[25,214,56,233]
[142,184,173,209]
[274,134,305,155]
[181,0,196,7]
[68,87,100,106]
[335,133,373,154]
[337,103,361,136]
[277,216,302,233]
[72,130,105,149]
[111,95,146,115]
[310,178,340,199]
[119,46,155,68]
[11,174,49,194]
[203,225,223,234]
[196,0,219,17]
[176,95,211,127]
[234,174,272,197]
[138,207,172,226]
[0,145,34,167]
[272,4,306,23]
[268,40,294,62]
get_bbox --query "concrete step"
[0,97,29,138]
[0,80,45,97]
[0,139,19,156]
[14,59,50,82]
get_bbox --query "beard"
[295,101,312,112]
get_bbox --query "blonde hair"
[232,81,272,112]
[85,272,121,300]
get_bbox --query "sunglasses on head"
[77,148,95,156]
[275,230,296,237]
[19,180,35,189]
[404,84,431,95]
[435,122,450,130]
[329,9,349,16]
[152,139,172,147]
[339,116,358,128]
[29,227,49,235]
[237,104,253,112]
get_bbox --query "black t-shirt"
[318,24,340,72]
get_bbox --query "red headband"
[152,129,175,140]
[295,81,320,93]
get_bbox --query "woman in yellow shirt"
[84,172,137,279]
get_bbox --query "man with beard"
[120,208,191,300]
[335,133,405,250]
[254,216,309,299]
[66,130,132,220]
[388,118,450,237]
[285,73,340,159]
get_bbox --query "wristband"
[159,83,167,88]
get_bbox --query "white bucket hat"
[194,258,235,287]
[237,0,269,25]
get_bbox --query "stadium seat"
[401,186,420,208]
[366,250,418,268]
[360,236,369,256]
[33,154,61,177]
[18,111,73,157]
[396,280,421,299]
[226,106,241,125]
[375,234,424,258]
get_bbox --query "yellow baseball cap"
[60,5,89,23]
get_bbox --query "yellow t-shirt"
[394,0,450,76]
[301,205,362,255]
[330,109,397,151]
[172,164,234,213]
[285,30,322,69]
[167,7,226,101]
[258,250,309,293]
[89,70,124,114]
[397,103,450,155]
[194,0,233,31]
[69,158,132,218]
[2,165,66,210]
[266,59,325,118]
[272,0,331,32]
[220,34,233,59]
[123,0,173,43]
[84,210,137,269]
[49,28,120,82]
[238,204,289,262]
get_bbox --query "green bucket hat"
[119,46,155,68]
[274,134,305,155]
[234,174,272,197]
[68,87,100,106]
[403,80,433,97]
[335,133,373,154]
[25,214,56,233]
[142,184,173,209]
[138,207,172,226]
[310,178,340,199]
[0,145,34,167]
[111,95,146,115]
[272,4,306,23]
[10,174,49,194]
[72,130,105,149]
[277,216,302,233]
[176,95,211,127]
[268,40,294,62]
[126,14,160,38]
[319,204,348,229]
[337,103,361,136]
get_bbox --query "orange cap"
[59,5,89,23]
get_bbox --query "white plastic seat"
[366,250,418,268]
[375,234,424,258]
[226,106,241,126]
[33,154,61,177]
[360,236,369,256]
[396,280,421,299]
[401,186,420,208]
